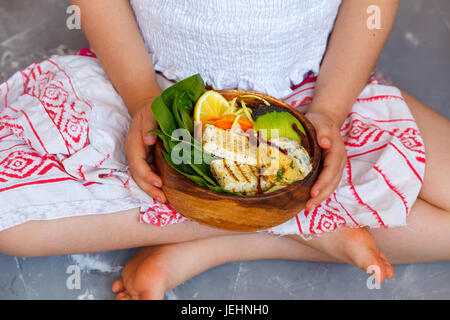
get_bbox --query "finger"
[318,130,332,149]
[141,107,158,146]
[136,179,167,203]
[308,175,341,209]
[307,114,333,149]
[130,158,164,192]
[309,149,346,205]
[126,119,150,162]
[127,143,167,202]
[312,157,346,201]
[131,158,163,187]
[126,126,163,188]
[313,139,346,190]
[143,132,157,146]
[111,279,124,293]
[306,162,345,211]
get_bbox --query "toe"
[385,263,395,280]
[379,250,395,280]
[363,250,390,284]
[382,259,395,280]
[116,291,131,300]
[112,279,125,293]
[139,289,165,300]
[366,262,385,284]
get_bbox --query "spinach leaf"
[149,129,175,151]
[160,74,205,110]
[151,96,177,137]
[163,151,210,188]
[180,108,194,134]
[151,74,204,135]
[172,92,194,134]
[151,74,234,194]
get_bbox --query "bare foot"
[342,228,395,283]
[294,227,395,283]
[112,228,394,300]
[111,245,179,300]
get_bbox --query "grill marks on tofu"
[202,125,257,166]
[223,160,239,182]
[210,159,272,194]
[234,162,252,183]
[203,124,311,194]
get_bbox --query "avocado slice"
[253,106,306,143]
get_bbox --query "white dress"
[130,0,342,98]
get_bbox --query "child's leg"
[112,197,450,300]
[0,209,232,257]
[112,90,450,300]
[112,233,337,300]
[400,90,450,212]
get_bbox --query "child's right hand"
[125,101,167,203]
[305,110,347,211]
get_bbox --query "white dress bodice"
[130,0,341,98]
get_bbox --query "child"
[0,0,449,300]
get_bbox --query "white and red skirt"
[0,51,425,236]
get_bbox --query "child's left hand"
[305,110,347,211]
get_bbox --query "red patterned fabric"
[266,75,425,235]
[0,55,140,231]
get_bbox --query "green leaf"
[163,152,209,187]
[149,129,174,151]
[151,74,204,135]
[173,92,194,134]
[164,152,237,194]
[172,92,184,130]
[151,74,238,194]
[180,108,194,134]
[160,74,205,110]
[151,96,177,137]
[187,161,219,187]
[276,168,285,182]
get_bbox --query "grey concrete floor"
[0,0,449,300]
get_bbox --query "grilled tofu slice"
[210,159,272,194]
[202,125,257,166]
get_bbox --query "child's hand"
[125,102,167,203]
[305,111,347,211]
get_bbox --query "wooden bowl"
[154,89,322,231]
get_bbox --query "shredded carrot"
[202,113,253,131]
[239,117,253,129]
[201,117,219,128]
[214,120,234,130]
[202,116,219,123]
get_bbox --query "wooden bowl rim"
[155,89,322,201]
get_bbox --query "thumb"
[141,107,157,146]
[317,127,332,149]
[310,116,332,149]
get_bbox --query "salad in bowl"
[150,74,322,231]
